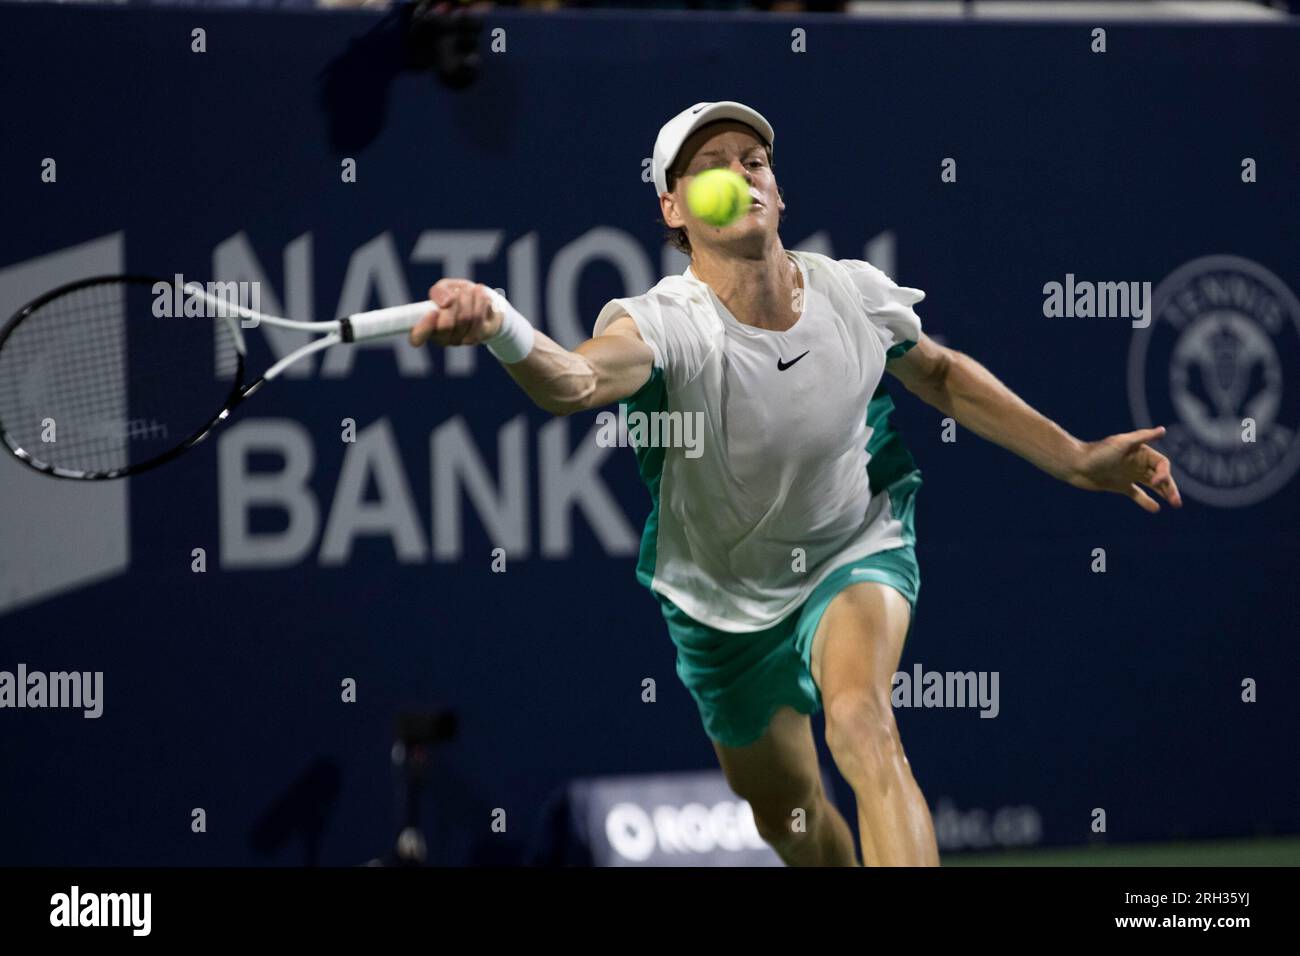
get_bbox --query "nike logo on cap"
[777,351,810,371]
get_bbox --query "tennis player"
[408,101,1182,866]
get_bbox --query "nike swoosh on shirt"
[776,351,810,371]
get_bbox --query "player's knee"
[824,692,903,783]
[729,773,821,847]
[748,789,823,850]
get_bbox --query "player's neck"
[689,241,800,331]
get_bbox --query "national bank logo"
[1128,255,1300,507]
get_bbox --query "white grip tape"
[347,301,436,341]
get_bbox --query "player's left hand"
[1071,426,1183,513]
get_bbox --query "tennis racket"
[0,274,436,480]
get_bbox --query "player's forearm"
[409,282,650,415]
[925,350,1086,483]
[499,329,599,416]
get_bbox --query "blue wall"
[0,5,1297,864]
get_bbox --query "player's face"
[665,122,782,249]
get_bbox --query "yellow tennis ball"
[686,168,752,227]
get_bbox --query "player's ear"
[661,191,686,229]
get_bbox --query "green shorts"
[659,544,920,750]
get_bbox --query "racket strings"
[0,286,128,470]
[0,280,241,476]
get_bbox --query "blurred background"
[0,0,1297,866]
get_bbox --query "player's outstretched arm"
[888,333,1182,513]
[409,278,654,416]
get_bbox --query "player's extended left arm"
[887,334,1182,512]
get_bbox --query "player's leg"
[661,595,857,865]
[810,581,939,866]
[712,705,858,866]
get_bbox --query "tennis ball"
[686,168,752,228]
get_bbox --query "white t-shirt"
[593,249,924,632]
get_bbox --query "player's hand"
[409,279,504,348]
[1070,426,1183,513]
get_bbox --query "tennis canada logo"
[1128,255,1300,507]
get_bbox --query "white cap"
[651,101,775,195]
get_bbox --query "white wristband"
[483,288,535,364]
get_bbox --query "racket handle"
[343,302,436,342]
